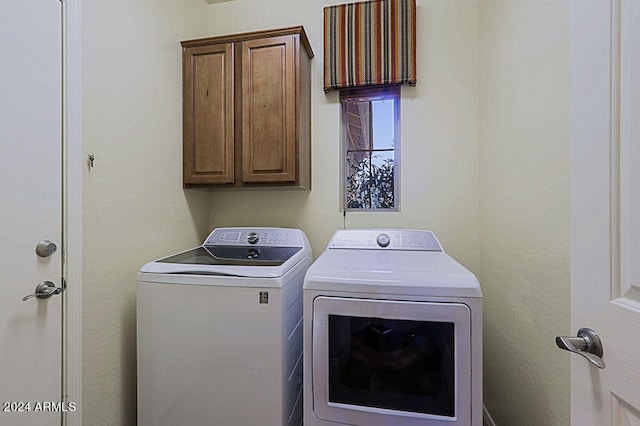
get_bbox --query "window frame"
[340,85,401,212]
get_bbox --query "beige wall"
[478,1,570,424]
[82,0,210,424]
[206,0,480,271]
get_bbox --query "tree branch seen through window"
[342,87,399,211]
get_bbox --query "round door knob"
[36,240,57,257]
[376,233,390,247]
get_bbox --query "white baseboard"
[483,404,497,426]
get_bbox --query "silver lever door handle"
[555,328,605,369]
[22,281,63,301]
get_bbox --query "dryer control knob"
[247,232,259,244]
[376,233,390,247]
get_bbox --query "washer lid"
[157,245,301,267]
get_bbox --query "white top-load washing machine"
[137,227,312,426]
[303,229,482,426]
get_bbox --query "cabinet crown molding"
[181,26,314,59]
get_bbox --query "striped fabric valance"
[323,0,417,93]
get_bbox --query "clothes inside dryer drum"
[327,315,455,417]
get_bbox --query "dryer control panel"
[328,229,443,251]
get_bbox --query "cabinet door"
[183,43,234,185]
[241,35,296,183]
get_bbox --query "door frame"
[62,0,82,424]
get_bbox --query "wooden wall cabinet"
[181,27,313,189]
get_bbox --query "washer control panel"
[329,229,443,251]
[205,228,303,247]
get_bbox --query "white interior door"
[570,0,640,424]
[0,1,64,424]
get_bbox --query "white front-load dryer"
[137,227,312,426]
[303,229,482,426]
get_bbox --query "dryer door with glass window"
[312,296,471,426]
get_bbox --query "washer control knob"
[247,232,259,245]
[376,233,391,248]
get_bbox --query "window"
[342,86,400,211]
